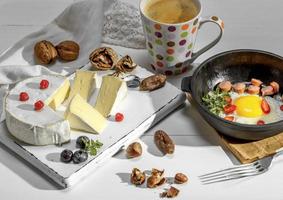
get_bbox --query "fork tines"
[199,161,266,184]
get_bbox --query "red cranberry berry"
[34,100,44,111]
[19,92,29,101]
[115,113,124,122]
[40,79,49,89]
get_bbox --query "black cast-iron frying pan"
[181,49,283,140]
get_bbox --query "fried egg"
[220,92,283,125]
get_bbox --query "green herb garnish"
[202,87,230,115]
[82,139,103,156]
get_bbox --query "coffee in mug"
[140,0,224,75]
[144,0,199,24]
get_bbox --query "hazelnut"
[34,40,57,65]
[56,40,80,61]
[161,186,179,198]
[130,168,146,185]
[126,142,142,158]
[89,47,118,70]
[174,173,188,184]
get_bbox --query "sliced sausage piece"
[232,82,246,94]
[261,86,274,96]
[270,81,280,93]
[251,78,262,87]
[218,81,232,92]
[247,85,260,95]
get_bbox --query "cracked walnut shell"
[147,168,166,188]
[34,40,57,65]
[56,40,80,61]
[89,47,118,70]
[131,168,146,185]
[115,55,137,73]
[126,142,142,158]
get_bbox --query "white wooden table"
[1,0,283,199]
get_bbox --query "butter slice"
[46,79,70,110]
[94,76,127,117]
[68,70,96,101]
[65,94,106,134]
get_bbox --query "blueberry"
[60,149,73,163]
[76,136,90,149]
[72,150,88,164]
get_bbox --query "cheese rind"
[65,94,107,134]
[94,76,127,117]
[68,70,96,101]
[5,75,71,145]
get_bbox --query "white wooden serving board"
[0,64,186,188]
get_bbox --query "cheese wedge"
[65,94,106,134]
[68,70,96,101]
[94,76,127,117]
[46,79,70,109]
[5,75,71,145]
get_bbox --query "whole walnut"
[56,40,80,61]
[34,40,57,64]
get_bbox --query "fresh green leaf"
[202,87,230,115]
[83,139,103,156]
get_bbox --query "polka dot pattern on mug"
[156,61,164,67]
[181,24,189,30]
[181,32,188,38]
[186,51,192,57]
[168,26,176,32]
[156,54,163,60]
[155,39,163,45]
[166,56,174,62]
[167,49,174,55]
[154,24,161,30]
[165,70,173,76]
[179,39,187,46]
[155,32,162,38]
[167,41,175,47]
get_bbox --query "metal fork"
[199,147,283,184]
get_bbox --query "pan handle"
[181,76,193,93]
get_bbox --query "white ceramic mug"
[140,0,224,75]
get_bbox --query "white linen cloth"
[0,0,145,121]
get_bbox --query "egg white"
[219,92,283,125]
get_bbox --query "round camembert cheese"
[5,75,71,145]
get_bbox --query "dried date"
[140,74,166,91]
[154,130,175,155]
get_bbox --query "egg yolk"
[234,96,263,117]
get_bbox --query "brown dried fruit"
[56,40,80,61]
[126,142,142,158]
[140,74,166,91]
[154,130,175,154]
[89,47,118,70]
[174,173,188,184]
[34,40,57,64]
[161,186,179,198]
[147,168,166,188]
[115,55,137,73]
[131,168,146,185]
